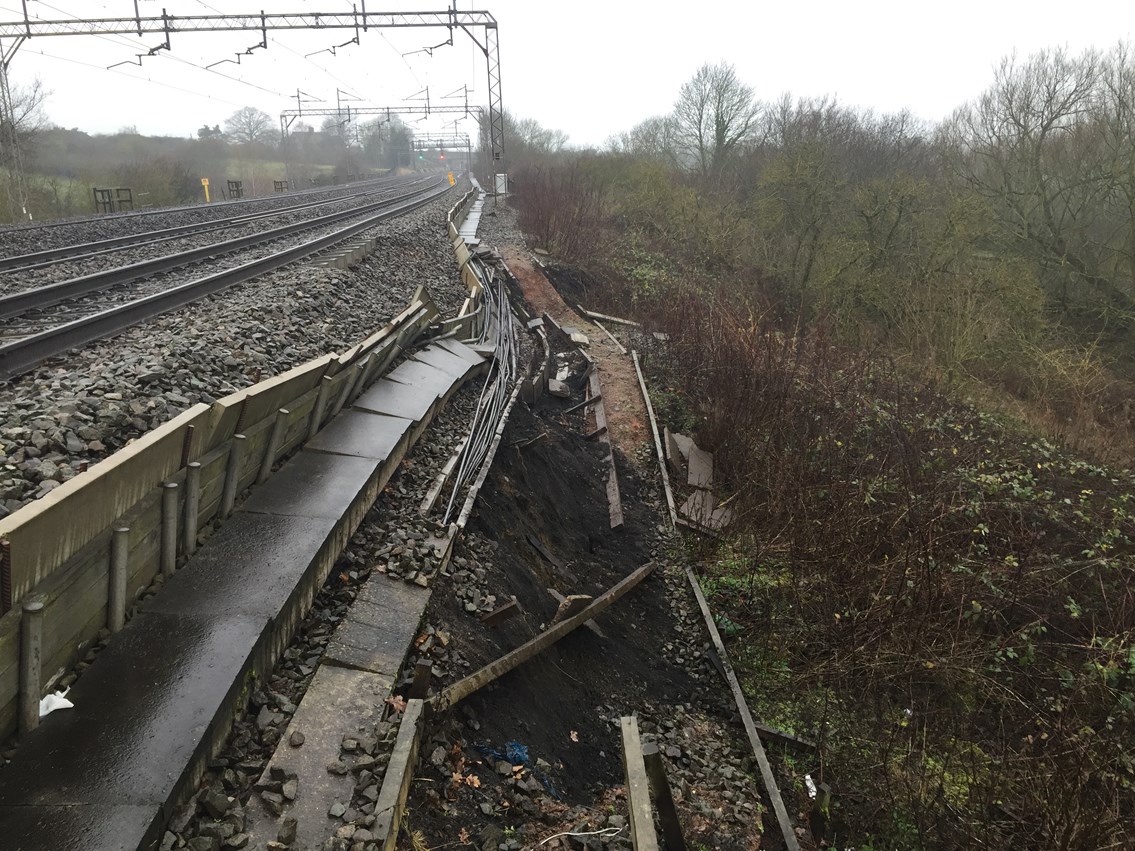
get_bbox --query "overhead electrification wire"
[20,47,247,108]
[187,0,366,99]
[12,1,294,101]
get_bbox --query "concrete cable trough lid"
[664,426,735,533]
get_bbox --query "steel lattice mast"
[0,5,505,220]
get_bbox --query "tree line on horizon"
[0,97,432,219]
[508,43,1135,428]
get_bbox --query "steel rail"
[0,177,444,322]
[0,172,407,237]
[0,181,453,379]
[0,175,431,273]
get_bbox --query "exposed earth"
[391,230,792,850]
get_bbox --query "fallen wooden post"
[432,562,656,710]
[372,698,425,851]
[632,351,677,528]
[704,649,816,750]
[620,717,660,851]
[481,599,520,628]
[685,567,800,851]
[586,425,608,441]
[643,742,687,851]
[564,394,601,415]
[593,319,629,355]
[403,660,430,700]
[581,307,642,328]
[587,366,624,529]
[509,432,547,450]
[527,533,567,572]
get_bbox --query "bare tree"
[223,106,278,146]
[498,110,568,159]
[608,115,680,165]
[477,109,568,170]
[942,47,1128,308]
[673,62,759,179]
[1096,43,1135,293]
[1,76,48,169]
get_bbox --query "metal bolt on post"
[19,597,44,735]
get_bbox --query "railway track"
[0,174,432,276]
[0,173,405,252]
[0,175,452,379]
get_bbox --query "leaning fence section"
[0,289,441,740]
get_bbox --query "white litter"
[804,773,817,799]
[39,689,73,717]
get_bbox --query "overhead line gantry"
[0,5,505,220]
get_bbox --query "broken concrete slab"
[680,488,717,526]
[245,666,394,851]
[324,612,421,677]
[353,379,435,423]
[664,428,682,478]
[372,700,425,848]
[546,588,605,638]
[305,411,412,462]
[412,346,479,380]
[355,576,431,616]
[679,488,734,532]
[551,594,592,624]
[668,429,694,462]
[435,338,487,367]
[687,444,714,489]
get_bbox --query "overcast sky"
[1,0,1133,146]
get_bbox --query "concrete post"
[643,742,688,850]
[221,434,247,518]
[258,408,290,484]
[19,597,44,735]
[108,527,128,633]
[620,716,660,851]
[184,462,201,555]
[160,482,179,577]
[307,376,334,441]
